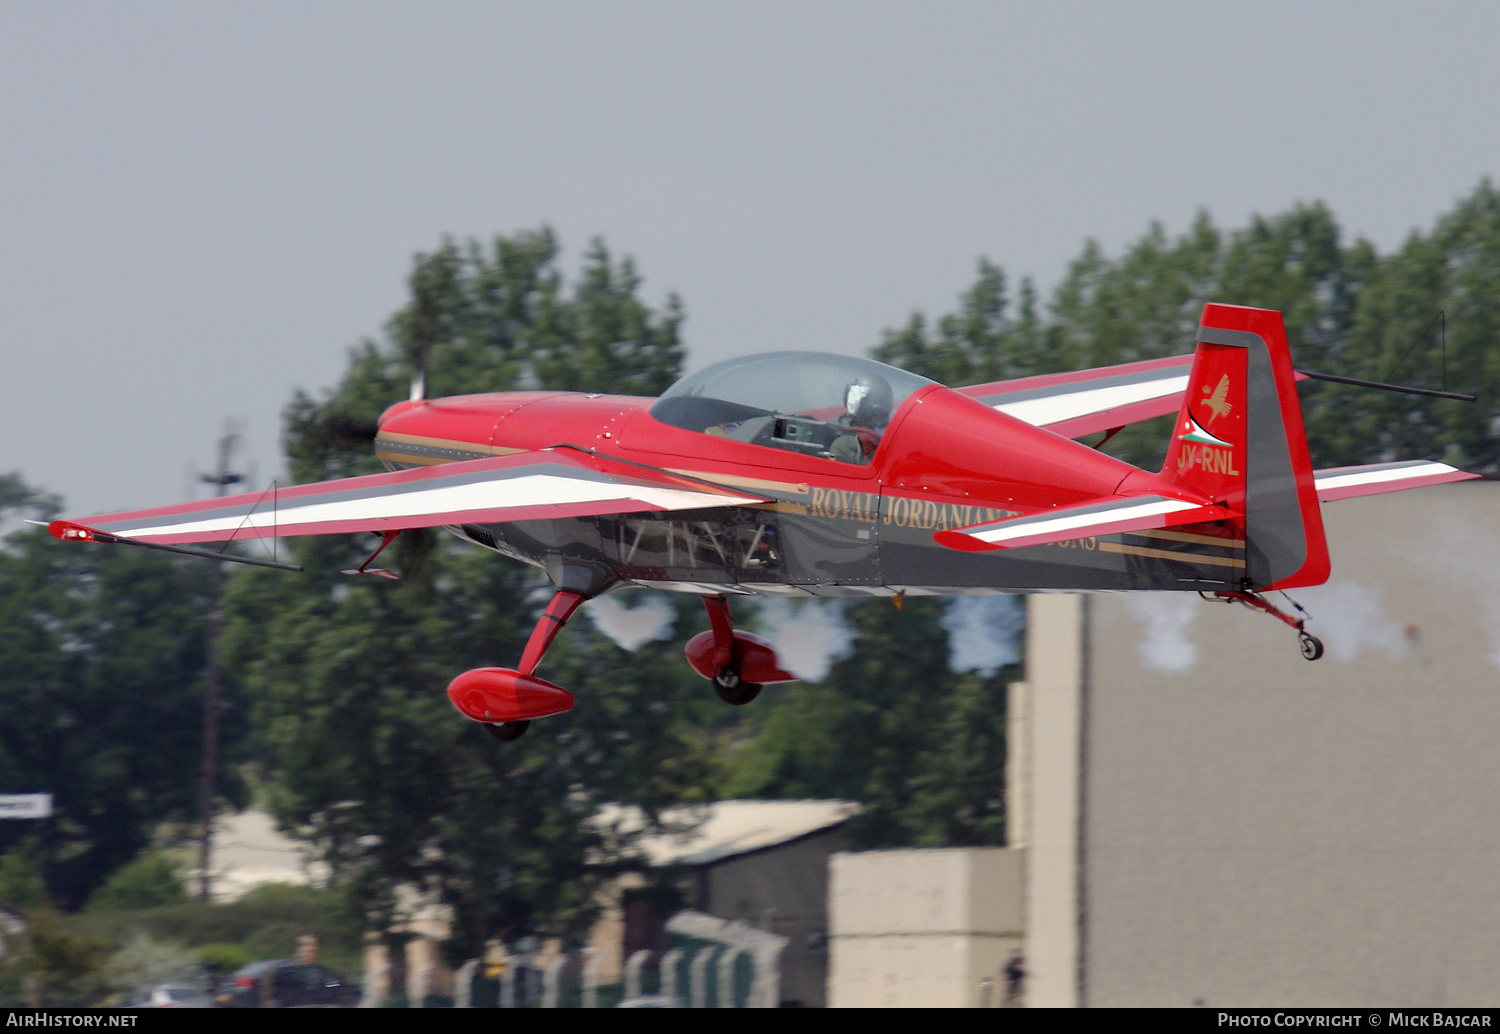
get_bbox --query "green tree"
[1,908,110,1006]
[880,187,1500,472]
[1336,180,1500,471]
[225,231,708,954]
[0,842,48,913]
[1212,202,1374,467]
[876,259,1049,388]
[1047,214,1222,374]
[284,229,682,485]
[0,475,244,909]
[85,852,187,912]
[531,238,685,396]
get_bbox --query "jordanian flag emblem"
[1181,413,1233,448]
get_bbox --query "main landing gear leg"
[518,590,588,676]
[684,595,796,704]
[1211,589,1323,661]
[446,589,588,741]
[701,595,762,705]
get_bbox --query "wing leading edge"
[51,448,766,547]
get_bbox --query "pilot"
[829,373,893,463]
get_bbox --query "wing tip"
[49,520,100,542]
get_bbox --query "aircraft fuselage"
[373,382,1246,598]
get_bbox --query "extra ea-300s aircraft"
[51,303,1474,740]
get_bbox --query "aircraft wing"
[50,448,766,547]
[1313,460,1476,501]
[956,355,1194,438]
[933,494,1232,553]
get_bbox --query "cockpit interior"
[650,352,933,465]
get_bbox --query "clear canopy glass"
[651,352,934,465]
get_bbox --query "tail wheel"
[714,669,763,706]
[1298,632,1324,661]
[485,720,531,742]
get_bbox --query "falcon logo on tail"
[1202,373,1233,425]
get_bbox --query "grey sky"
[3,1,1498,516]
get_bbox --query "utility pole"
[196,424,243,901]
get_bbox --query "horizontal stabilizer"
[933,494,1232,553]
[958,355,1193,438]
[1314,460,1476,502]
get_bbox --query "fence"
[452,910,788,1007]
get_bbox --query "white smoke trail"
[940,595,1025,676]
[1295,582,1406,663]
[755,599,856,681]
[585,593,677,652]
[1123,592,1200,673]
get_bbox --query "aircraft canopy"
[650,352,934,464]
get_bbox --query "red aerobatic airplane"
[52,304,1473,740]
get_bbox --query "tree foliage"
[879,181,1500,472]
[0,476,243,910]
[224,230,705,953]
[231,189,1500,945]
[284,230,682,485]
[85,852,186,913]
[13,184,1500,971]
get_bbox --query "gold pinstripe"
[1098,541,1244,569]
[1135,528,1246,548]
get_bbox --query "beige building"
[1021,480,1500,1006]
[198,809,328,902]
[827,847,1023,1007]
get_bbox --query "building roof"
[607,799,859,868]
[208,799,859,898]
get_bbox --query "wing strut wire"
[220,478,291,565]
[47,521,302,572]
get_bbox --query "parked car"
[216,959,362,1008]
[119,983,214,1008]
[615,994,682,1007]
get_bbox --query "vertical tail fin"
[1163,304,1328,590]
[1163,332,1249,508]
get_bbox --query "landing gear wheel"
[713,669,763,706]
[1298,632,1324,661]
[485,720,531,742]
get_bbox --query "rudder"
[1163,304,1328,590]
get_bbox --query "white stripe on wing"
[115,473,757,538]
[972,497,1198,544]
[995,374,1190,427]
[1313,461,1457,494]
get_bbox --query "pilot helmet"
[844,374,893,426]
